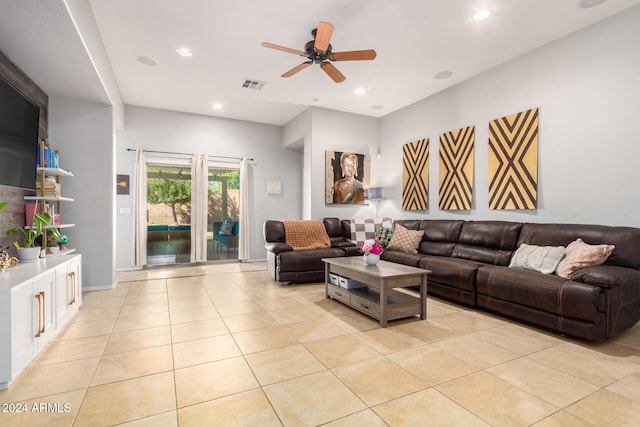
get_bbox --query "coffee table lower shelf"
[327,284,421,324]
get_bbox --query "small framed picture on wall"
[267,179,282,195]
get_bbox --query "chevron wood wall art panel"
[439,125,474,210]
[402,138,429,210]
[488,107,539,210]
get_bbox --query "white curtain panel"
[238,157,250,261]
[191,153,209,263]
[133,149,147,266]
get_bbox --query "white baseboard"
[82,284,115,292]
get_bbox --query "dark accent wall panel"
[0,48,48,248]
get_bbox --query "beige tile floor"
[1,261,639,426]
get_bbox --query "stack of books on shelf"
[36,176,62,197]
[36,140,60,168]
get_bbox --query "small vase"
[363,253,380,266]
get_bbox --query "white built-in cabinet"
[54,255,82,327]
[0,254,82,389]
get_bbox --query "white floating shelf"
[36,167,74,177]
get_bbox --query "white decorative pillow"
[509,243,565,274]
[555,238,615,279]
[386,224,424,253]
[350,217,393,246]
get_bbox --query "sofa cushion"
[395,219,421,230]
[555,238,614,279]
[420,219,464,242]
[264,220,285,243]
[278,248,344,272]
[477,265,604,322]
[571,265,640,289]
[418,256,481,292]
[386,224,424,253]
[457,221,522,250]
[509,243,565,274]
[417,220,464,256]
[381,250,423,267]
[323,217,344,238]
[452,221,522,265]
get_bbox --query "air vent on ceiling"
[242,79,267,90]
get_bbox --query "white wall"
[115,105,302,268]
[283,109,312,218]
[283,107,381,220]
[376,6,640,228]
[48,96,115,289]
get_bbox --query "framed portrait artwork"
[325,151,370,205]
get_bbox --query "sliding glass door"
[207,167,240,260]
[138,155,243,266]
[146,164,192,265]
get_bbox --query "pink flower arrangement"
[360,238,383,255]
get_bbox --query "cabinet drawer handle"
[68,272,76,305]
[335,291,343,297]
[34,293,42,338]
[40,291,46,335]
[359,303,370,309]
[34,291,45,337]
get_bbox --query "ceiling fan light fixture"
[472,9,492,21]
[262,21,376,83]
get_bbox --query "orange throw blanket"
[283,220,331,250]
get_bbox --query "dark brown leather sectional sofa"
[263,217,640,341]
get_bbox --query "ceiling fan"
[261,21,376,83]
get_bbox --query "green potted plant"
[0,201,60,262]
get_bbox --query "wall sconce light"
[376,145,381,159]
[368,187,384,217]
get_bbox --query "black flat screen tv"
[0,75,40,190]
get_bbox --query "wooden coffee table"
[322,257,430,327]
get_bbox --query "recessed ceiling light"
[176,48,193,57]
[137,56,158,66]
[578,0,607,8]
[434,71,453,80]
[212,103,223,110]
[354,88,366,95]
[472,9,492,21]
[370,105,384,110]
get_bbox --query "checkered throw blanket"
[283,220,331,250]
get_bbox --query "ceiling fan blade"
[321,61,346,83]
[314,21,334,52]
[330,49,377,61]
[282,61,312,77]
[261,42,306,57]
